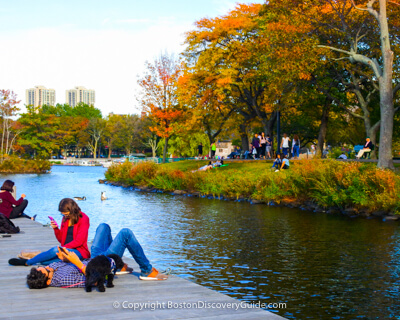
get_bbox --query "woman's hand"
[50,221,58,229]
[56,247,81,265]
[21,194,26,198]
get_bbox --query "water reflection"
[1,166,399,319]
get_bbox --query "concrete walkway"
[0,219,285,320]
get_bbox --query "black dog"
[85,254,124,292]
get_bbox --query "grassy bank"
[0,156,51,173]
[105,160,400,216]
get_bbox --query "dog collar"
[107,257,117,274]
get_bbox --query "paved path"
[0,219,285,320]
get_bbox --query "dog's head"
[106,254,124,272]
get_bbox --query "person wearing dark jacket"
[252,134,260,159]
[0,180,34,220]
[356,137,373,159]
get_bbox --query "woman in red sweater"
[0,180,35,220]
[9,198,90,266]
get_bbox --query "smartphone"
[59,246,68,254]
[48,216,58,228]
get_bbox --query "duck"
[74,196,86,201]
[101,191,107,201]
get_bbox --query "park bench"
[354,144,374,159]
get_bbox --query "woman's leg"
[38,248,83,265]
[103,228,152,274]
[9,200,29,219]
[26,246,60,265]
[90,223,113,257]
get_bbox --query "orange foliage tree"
[265,0,400,168]
[137,54,182,162]
[181,3,325,151]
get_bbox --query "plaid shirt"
[49,260,90,288]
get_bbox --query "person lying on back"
[26,224,168,289]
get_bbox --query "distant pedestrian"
[266,134,272,159]
[211,142,217,159]
[260,132,267,159]
[281,133,291,157]
[252,134,260,159]
[198,143,203,158]
[311,144,315,155]
[292,134,300,159]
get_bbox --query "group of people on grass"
[241,132,301,160]
[1,180,168,289]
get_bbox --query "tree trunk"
[162,137,169,164]
[317,103,330,157]
[377,0,394,169]
[239,123,249,151]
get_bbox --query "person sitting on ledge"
[0,180,35,220]
[26,223,168,289]
[9,198,89,266]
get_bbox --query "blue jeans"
[282,148,289,156]
[272,161,281,169]
[27,246,83,266]
[293,145,300,158]
[90,223,152,274]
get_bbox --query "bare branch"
[394,83,400,95]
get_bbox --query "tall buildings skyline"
[25,85,95,107]
[65,86,95,107]
[25,85,56,108]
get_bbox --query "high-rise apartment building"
[25,85,56,108]
[65,86,95,107]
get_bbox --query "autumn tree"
[137,53,182,163]
[268,0,400,168]
[0,90,21,161]
[18,106,61,158]
[182,3,325,152]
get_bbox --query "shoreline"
[102,179,400,222]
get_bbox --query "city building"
[65,86,95,107]
[25,85,56,108]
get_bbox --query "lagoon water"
[2,165,399,319]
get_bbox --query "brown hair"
[59,198,82,225]
[1,180,14,192]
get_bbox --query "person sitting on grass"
[280,154,290,170]
[272,153,282,170]
[26,223,168,289]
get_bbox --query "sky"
[0,0,265,116]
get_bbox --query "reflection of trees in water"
[179,199,399,319]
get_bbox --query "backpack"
[0,213,20,234]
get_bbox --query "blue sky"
[0,0,265,115]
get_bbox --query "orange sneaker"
[139,267,168,281]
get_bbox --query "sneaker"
[116,264,133,275]
[9,258,28,266]
[139,267,168,281]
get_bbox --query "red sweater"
[0,191,24,218]
[53,212,90,259]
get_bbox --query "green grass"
[105,159,400,215]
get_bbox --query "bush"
[0,156,50,173]
[105,159,400,214]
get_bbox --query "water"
[2,166,400,319]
